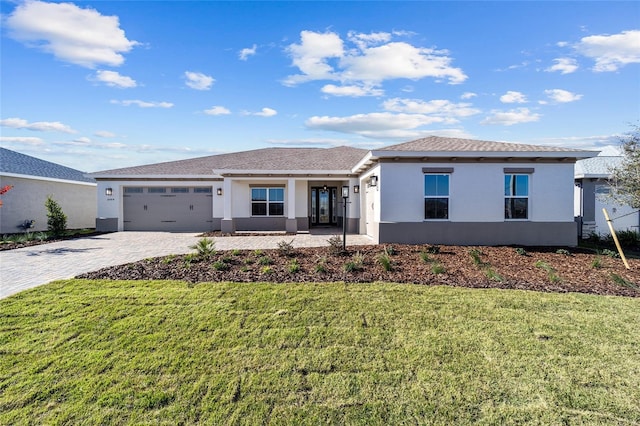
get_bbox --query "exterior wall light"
[217,188,223,196]
[353,185,360,194]
[105,188,113,196]
[368,176,378,187]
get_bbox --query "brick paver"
[0,231,373,299]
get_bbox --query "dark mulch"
[0,231,108,251]
[77,244,640,297]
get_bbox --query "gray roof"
[91,146,369,176]
[0,148,95,183]
[379,136,591,153]
[575,155,622,179]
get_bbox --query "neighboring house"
[90,136,596,246]
[574,148,640,238]
[0,148,97,234]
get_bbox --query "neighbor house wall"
[593,181,639,234]
[0,175,96,234]
[375,161,578,246]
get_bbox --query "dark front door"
[311,187,337,226]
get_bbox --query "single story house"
[574,148,639,237]
[0,148,97,234]
[90,136,597,246]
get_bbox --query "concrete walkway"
[0,231,373,299]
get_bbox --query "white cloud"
[481,108,541,126]
[461,92,477,100]
[305,112,448,138]
[0,117,77,133]
[184,71,214,90]
[382,98,480,121]
[266,138,351,147]
[575,30,640,72]
[0,136,45,145]
[545,58,578,74]
[544,89,583,103]
[94,70,137,88]
[110,100,174,108]
[321,84,383,97]
[253,107,277,117]
[239,44,257,60]
[204,106,231,116]
[5,0,137,68]
[500,91,527,104]
[284,30,467,87]
[95,130,117,138]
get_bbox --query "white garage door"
[123,187,213,231]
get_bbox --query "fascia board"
[212,169,353,175]
[370,150,599,159]
[2,172,97,186]
[89,174,222,180]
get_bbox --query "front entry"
[311,187,337,226]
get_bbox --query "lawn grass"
[1,280,639,425]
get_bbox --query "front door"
[311,187,337,226]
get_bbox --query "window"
[193,187,212,193]
[252,187,284,216]
[504,174,528,219]
[171,187,189,193]
[424,174,449,219]
[124,187,143,194]
[148,187,166,193]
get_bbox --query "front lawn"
[1,280,639,424]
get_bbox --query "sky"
[1,1,639,173]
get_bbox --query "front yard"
[1,281,639,424]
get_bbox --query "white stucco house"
[574,147,639,237]
[0,148,97,234]
[90,136,596,246]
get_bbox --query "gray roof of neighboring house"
[0,148,95,183]
[378,136,592,153]
[91,146,369,176]
[575,155,623,179]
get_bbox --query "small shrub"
[610,273,638,289]
[45,196,67,236]
[162,255,176,264]
[535,260,561,283]
[591,256,603,269]
[212,261,229,271]
[231,249,241,256]
[378,252,393,271]
[258,256,273,265]
[34,232,48,242]
[555,248,571,256]
[484,268,503,282]
[288,258,300,273]
[189,237,216,258]
[616,230,640,248]
[240,266,250,272]
[515,247,528,256]
[221,256,233,264]
[253,249,264,257]
[261,266,273,275]
[344,252,365,272]
[315,256,327,273]
[384,245,397,255]
[327,235,344,254]
[243,258,254,265]
[277,239,295,257]
[601,249,620,259]
[431,263,445,275]
[469,249,487,268]
[419,251,433,263]
[426,245,440,254]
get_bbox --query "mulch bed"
[0,232,107,251]
[77,244,640,297]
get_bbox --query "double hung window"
[251,187,284,216]
[424,174,449,219]
[504,174,529,219]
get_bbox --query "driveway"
[0,231,373,299]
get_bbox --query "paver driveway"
[0,231,373,299]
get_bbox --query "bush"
[45,196,67,236]
[515,247,528,256]
[616,230,640,248]
[189,237,216,259]
[212,261,229,271]
[277,239,295,257]
[288,258,300,273]
[327,235,344,254]
[378,252,393,271]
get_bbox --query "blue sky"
[1,1,639,172]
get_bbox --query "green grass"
[1,281,639,425]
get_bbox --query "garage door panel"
[123,187,213,231]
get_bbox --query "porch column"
[221,177,235,233]
[286,178,297,233]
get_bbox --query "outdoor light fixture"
[105,188,113,196]
[322,184,328,192]
[217,188,223,196]
[353,185,360,194]
[368,176,378,187]
[342,185,349,198]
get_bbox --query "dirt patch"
[77,244,640,297]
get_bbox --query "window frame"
[423,173,450,220]
[504,173,529,220]
[251,187,285,217]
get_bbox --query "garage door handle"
[190,205,194,211]
[144,205,147,211]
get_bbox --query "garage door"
[123,187,213,231]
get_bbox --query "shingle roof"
[379,136,590,153]
[91,146,369,176]
[0,148,95,183]
[575,156,622,178]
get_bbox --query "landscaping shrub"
[45,196,67,236]
[189,237,216,259]
[327,235,344,254]
[277,239,295,257]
